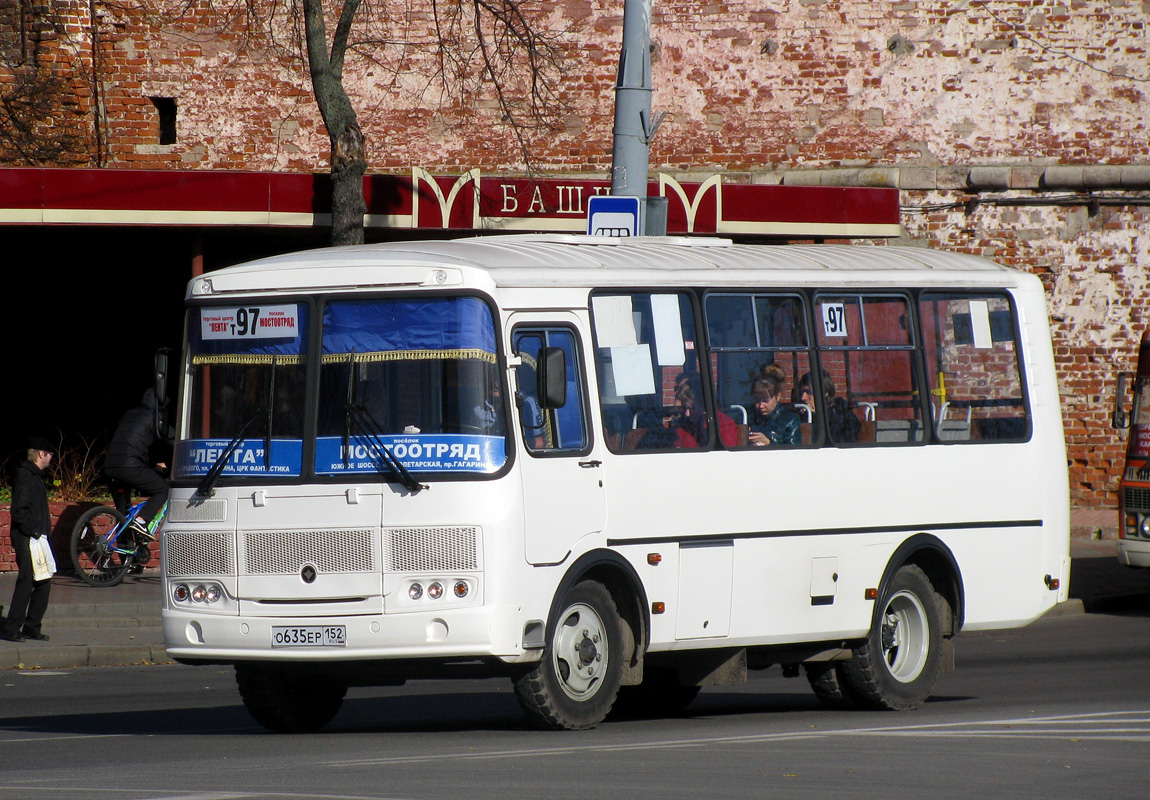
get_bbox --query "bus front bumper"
[162,604,533,665]
[1117,538,1150,569]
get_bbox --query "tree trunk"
[302,0,367,247]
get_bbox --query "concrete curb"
[0,641,171,671]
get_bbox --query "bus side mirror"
[1114,371,1133,429]
[154,347,174,441]
[537,347,567,409]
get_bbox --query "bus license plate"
[271,625,347,647]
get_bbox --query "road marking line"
[326,709,1150,766]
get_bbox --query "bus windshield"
[174,295,508,480]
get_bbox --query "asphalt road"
[2,609,1149,800]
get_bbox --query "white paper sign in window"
[592,296,638,347]
[651,294,686,367]
[609,344,657,396]
[969,300,992,349]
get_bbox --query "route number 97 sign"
[821,302,848,338]
[201,306,299,340]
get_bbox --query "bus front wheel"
[839,564,943,711]
[513,580,623,730]
[235,663,347,733]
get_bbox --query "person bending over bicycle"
[104,389,170,546]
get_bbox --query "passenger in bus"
[747,365,801,447]
[669,374,738,448]
[797,370,861,444]
[515,362,547,449]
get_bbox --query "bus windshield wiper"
[344,403,426,494]
[342,352,425,494]
[196,411,265,497]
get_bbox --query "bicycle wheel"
[70,505,134,587]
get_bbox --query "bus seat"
[735,424,748,446]
[875,419,919,442]
[937,419,972,441]
[624,428,648,450]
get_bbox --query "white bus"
[162,235,1070,732]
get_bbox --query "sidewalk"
[0,568,167,670]
[2,509,1150,670]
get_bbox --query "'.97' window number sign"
[822,302,848,338]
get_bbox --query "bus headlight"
[408,583,424,600]
[175,582,225,604]
[427,581,444,600]
[1140,517,1150,538]
[453,580,470,598]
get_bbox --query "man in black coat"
[2,437,55,642]
[104,388,169,541]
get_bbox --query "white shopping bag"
[29,536,57,581]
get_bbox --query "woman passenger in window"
[671,373,738,448]
[797,369,861,444]
[748,365,801,447]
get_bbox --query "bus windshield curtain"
[321,297,497,362]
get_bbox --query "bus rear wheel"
[804,663,859,710]
[513,580,623,730]
[839,564,943,711]
[235,663,347,733]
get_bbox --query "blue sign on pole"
[587,195,642,237]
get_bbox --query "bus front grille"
[165,530,236,577]
[384,526,479,572]
[1125,487,1150,513]
[244,529,377,575]
[168,499,228,523]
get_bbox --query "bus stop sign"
[587,196,641,237]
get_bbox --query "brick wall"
[3,1,1148,507]
[0,503,159,574]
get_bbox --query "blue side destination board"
[176,439,304,477]
[315,435,506,475]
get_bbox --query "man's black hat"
[27,436,55,454]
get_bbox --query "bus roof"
[191,235,1026,298]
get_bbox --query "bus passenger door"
[511,318,606,565]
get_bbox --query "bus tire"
[513,580,623,730]
[804,663,859,710]
[235,663,346,733]
[840,564,942,711]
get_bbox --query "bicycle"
[70,497,167,587]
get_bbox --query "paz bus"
[161,235,1070,732]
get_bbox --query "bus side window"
[705,292,813,449]
[815,294,923,445]
[919,293,1029,442]
[592,292,708,452]
[512,327,589,454]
